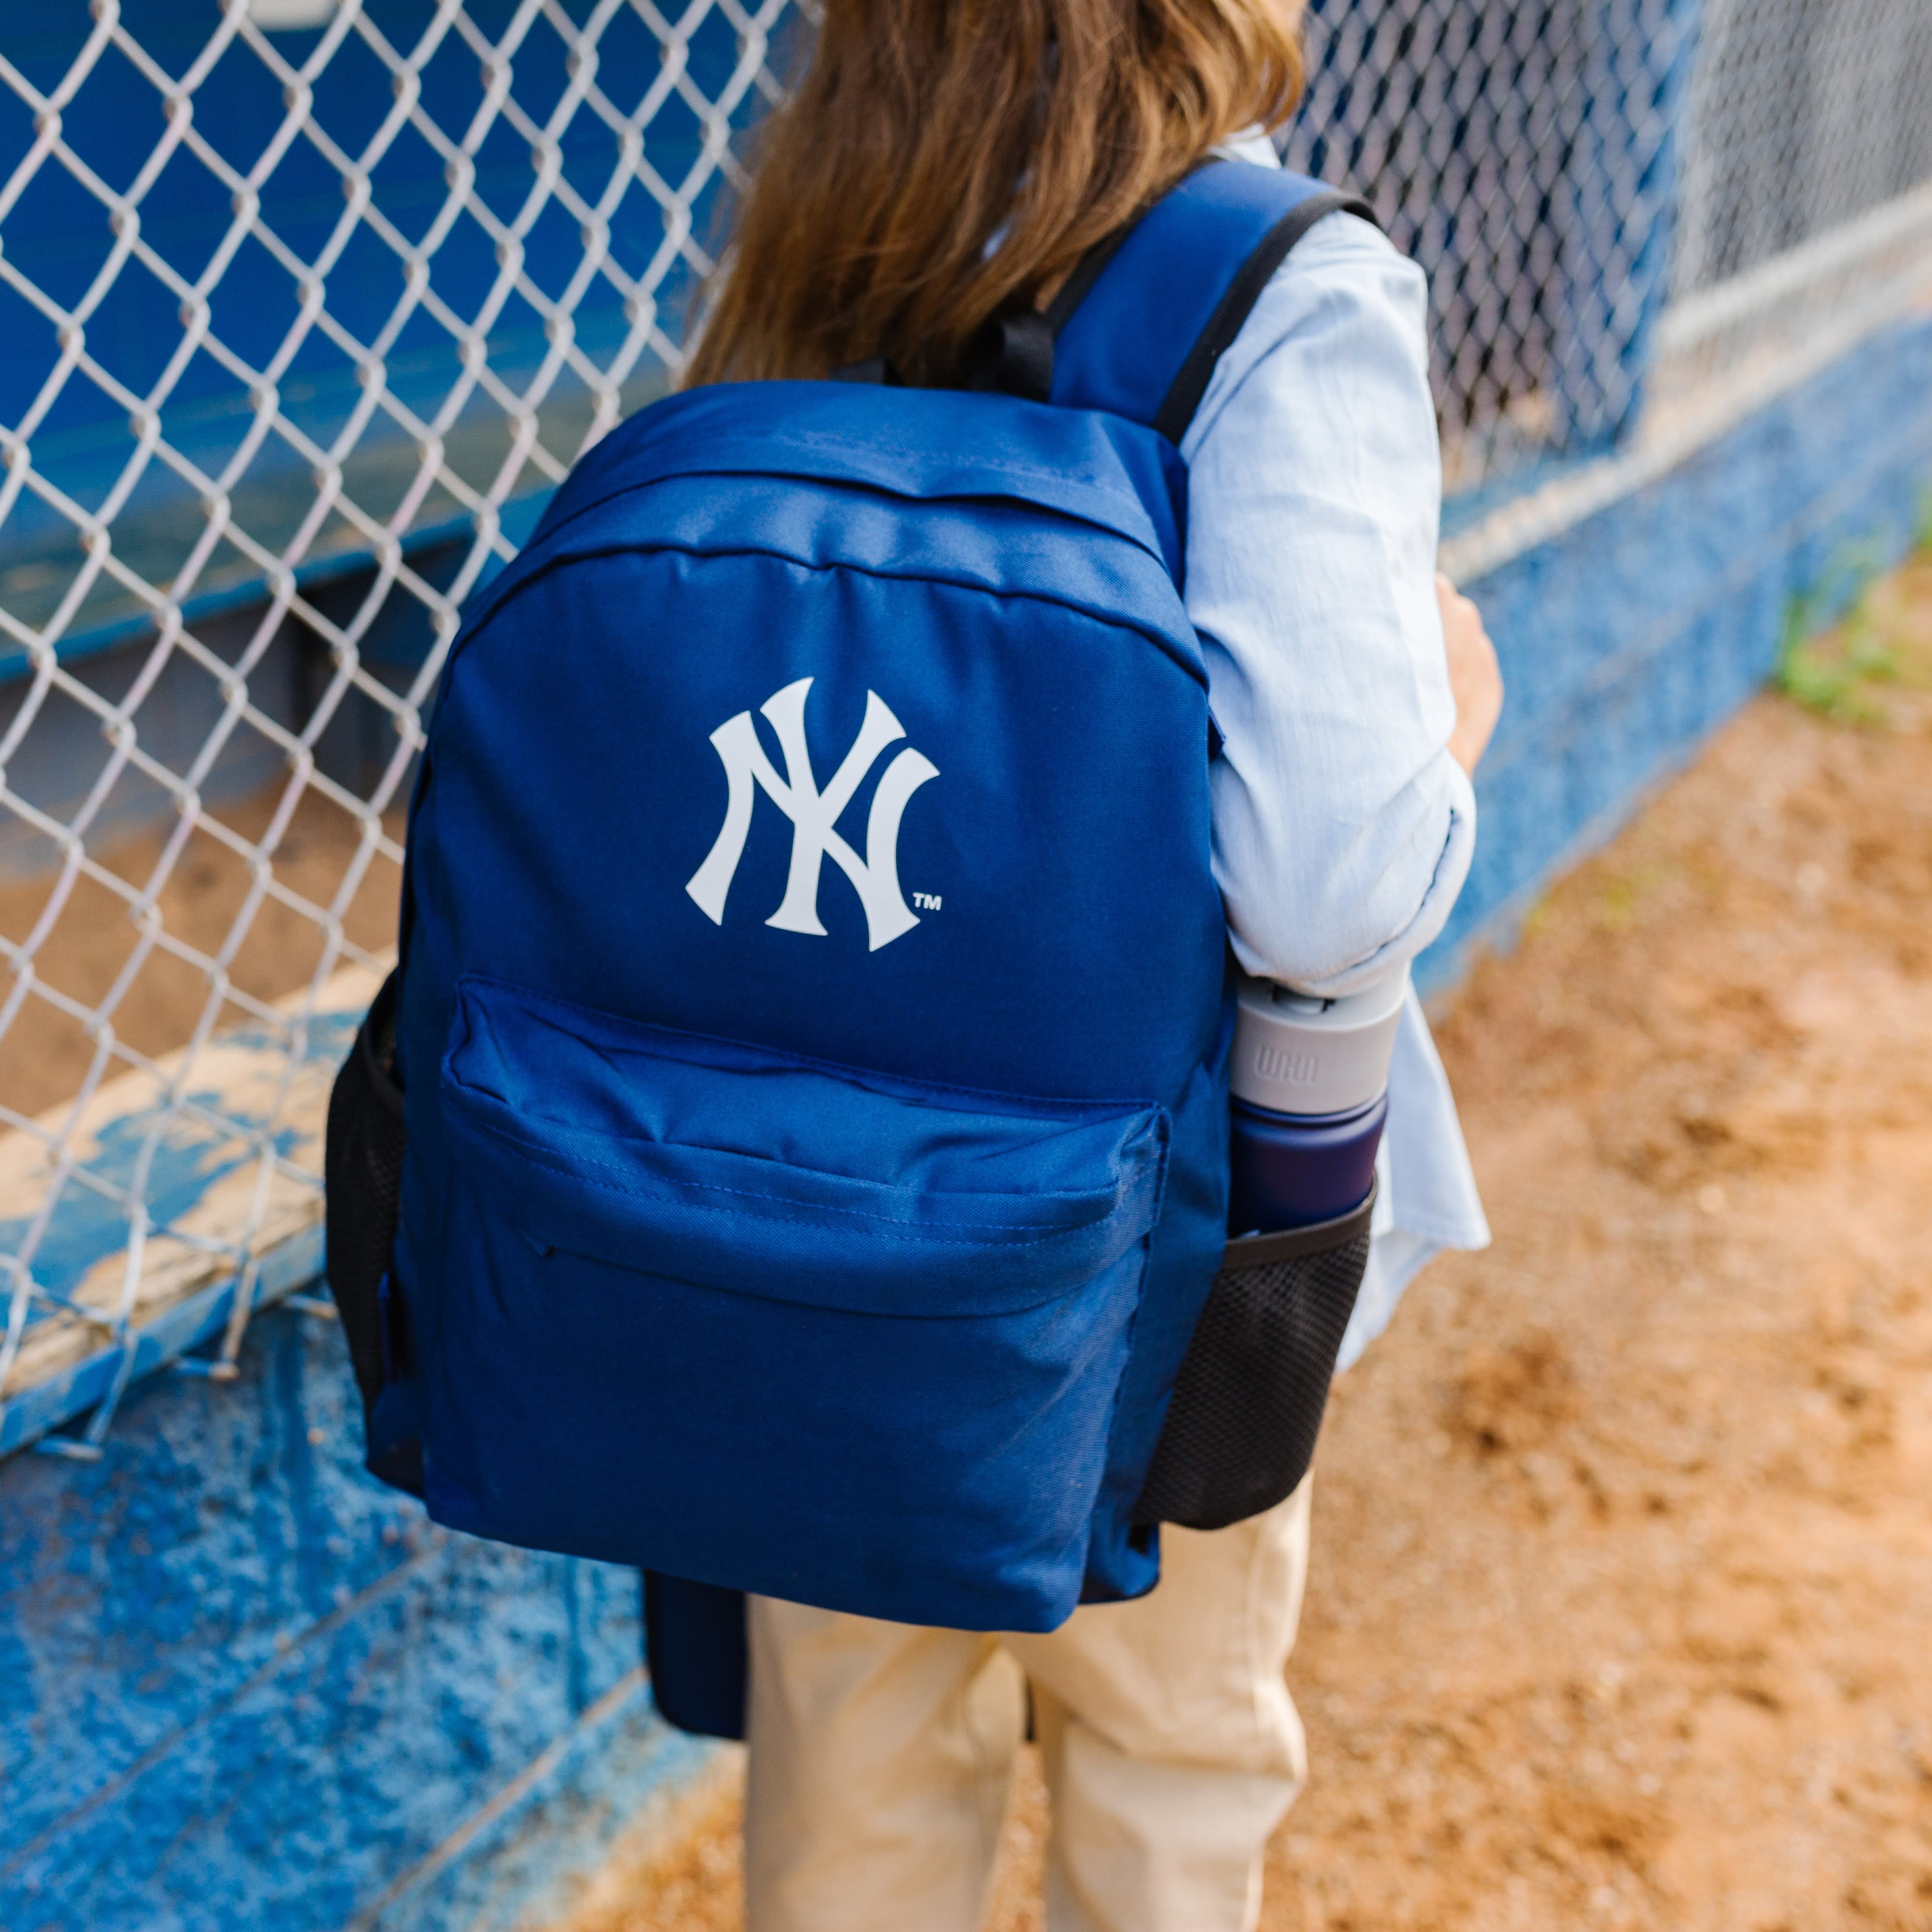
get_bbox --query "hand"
[1437,573,1502,777]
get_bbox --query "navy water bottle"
[1227,970,1406,1234]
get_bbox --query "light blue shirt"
[1184,141,1489,1367]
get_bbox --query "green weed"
[1592,858,1676,932]
[1776,538,1904,724]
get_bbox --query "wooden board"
[0,961,385,1410]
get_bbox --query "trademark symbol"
[913,892,943,911]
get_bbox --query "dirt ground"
[559,550,1932,1932]
[0,783,402,1121]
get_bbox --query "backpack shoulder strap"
[1046,160,1376,442]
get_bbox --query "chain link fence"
[0,0,797,1454]
[1291,0,1699,491]
[1650,0,1932,435]
[2,0,1929,1456]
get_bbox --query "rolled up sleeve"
[1179,212,1474,998]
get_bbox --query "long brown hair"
[684,1,1307,388]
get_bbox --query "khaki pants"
[743,1480,1312,1932]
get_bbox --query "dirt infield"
[559,552,1932,1932]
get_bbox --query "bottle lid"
[1230,968,1407,1117]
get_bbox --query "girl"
[688,4,1500,1927]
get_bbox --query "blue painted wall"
[1,1303,711,1932]
[2,311,1929,1930]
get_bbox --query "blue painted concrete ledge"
[1,1303,715,1932]
[3,306,1930,1932]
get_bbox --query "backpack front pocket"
[425,977,1168,1632]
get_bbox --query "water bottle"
[1227,970,1406,1235]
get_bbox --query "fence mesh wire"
[1290,0,1698,490]
[1,0,1928,1453]
[1651,0,1932,432]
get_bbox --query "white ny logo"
[685,677,940,952]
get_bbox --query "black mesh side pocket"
[324,970,406,1416]
[1134,1185,1375,1532]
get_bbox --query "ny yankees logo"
[685,677,940,952]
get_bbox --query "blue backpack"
[324,162,1371,1728]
